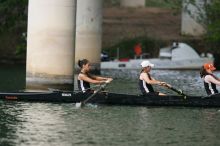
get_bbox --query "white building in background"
[181,0,206,36]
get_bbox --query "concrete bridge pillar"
[75,0,103,72]
[26,0,76,90]
[120,0,145,7]
[181,0,206,36]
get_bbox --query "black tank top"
[139,73,155,94]
[204,74,219,95]
[77,72,91,93]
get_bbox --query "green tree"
[0,0,28,32]
[183,0,220,52]
[0,0,28,57]
[205,0,220,52]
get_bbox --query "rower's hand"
[164,83,172,88]
[159,82,171,88]
[105,78,113,84]
[159,82,166,86]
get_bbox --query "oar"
[75,83,107,108]
[164,84,187,99]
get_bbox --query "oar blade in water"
[75,83,108,108]
[75,102,82,108]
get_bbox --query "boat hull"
[1,91,220,107]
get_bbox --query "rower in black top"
[139,60,170,95]
[200,63,220,95]
[77,59,113,93]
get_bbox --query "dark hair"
[200,66,220,81]
[78,59,89,68]
[200,66,209,78]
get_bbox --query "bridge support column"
[75,0,103,73]
[181,0,206,36]
[120,0,145,7]
[26,0,76,90]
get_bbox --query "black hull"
[0,91,220,107]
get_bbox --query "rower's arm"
[151,77,157,81]
[206,75,220,86]
[90,75,113,83]
[78,74,105,84]
[151,76,169,86]
[93,75,111,81]
[141,73,161,85]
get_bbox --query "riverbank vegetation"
[0,0,27,62]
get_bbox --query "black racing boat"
[0,91,220,107]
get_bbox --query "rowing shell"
[0,91,219,107]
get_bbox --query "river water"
[1,65,220,146]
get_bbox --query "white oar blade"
[75,102,82,108]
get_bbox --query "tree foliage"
[183,0,220,52]
[205,0,220,51]
[0,0,28,32]
[0,0,28,57]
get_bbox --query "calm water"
[1,65,220,146]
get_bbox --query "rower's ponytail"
[78,59,89,68]
[200,66,208,78]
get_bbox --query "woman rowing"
[139,60,170,95]
[200,63,220,95]
[78,59,113,93]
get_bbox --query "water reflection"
[1,101,220,146]
[0,101,23,146]
[0,64,25,91]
